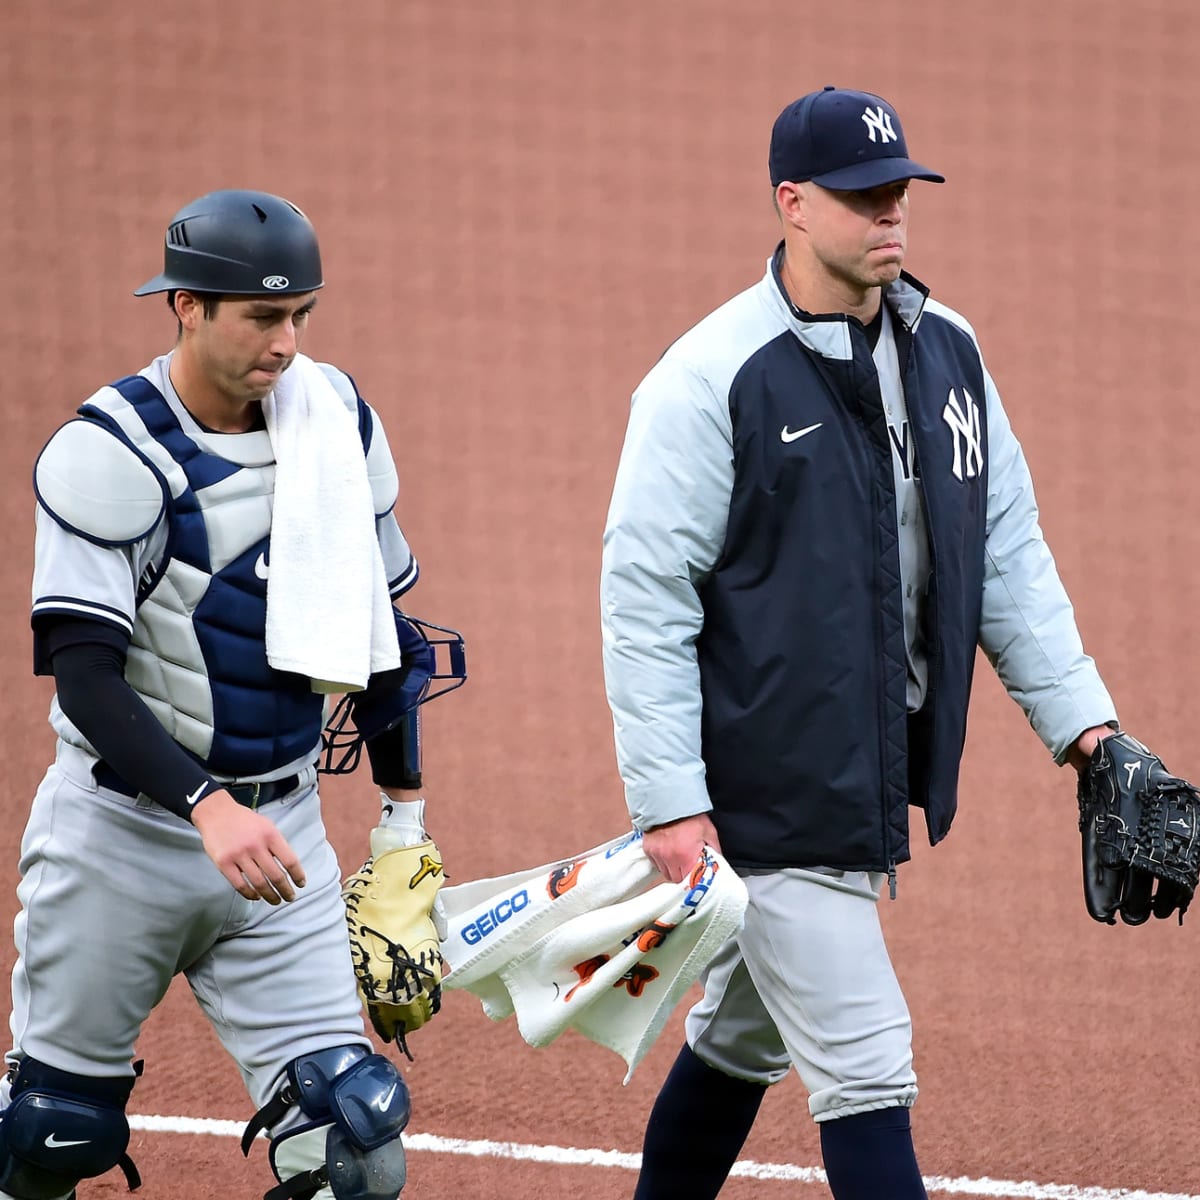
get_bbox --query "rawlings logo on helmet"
[261,275,289,290]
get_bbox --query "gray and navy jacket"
[600,254,1116,873]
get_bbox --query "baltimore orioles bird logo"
[547,859,584,899]
[635,919,678,953]
[564,955,661,1002]
[688,853,716,889]
[617,963,660,998]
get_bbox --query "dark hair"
[167,289,223,337]
[166,290,223,318]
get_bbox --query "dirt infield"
[4,0,1200,1196]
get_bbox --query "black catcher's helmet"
[133,189,323,297]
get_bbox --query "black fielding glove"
[1078,732,1200,926]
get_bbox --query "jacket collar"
[765,242,930,361]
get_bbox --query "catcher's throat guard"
[320,614,466,775]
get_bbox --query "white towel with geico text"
[438,830,748,1083]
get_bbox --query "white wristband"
[378,794,426,844]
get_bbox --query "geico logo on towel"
[605,829,643,859]
[461,889,531,945]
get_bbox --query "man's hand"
[192,792,306,904]
[642,813,722,883]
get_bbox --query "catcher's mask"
[133,189,323,297]
[319,615,466,775]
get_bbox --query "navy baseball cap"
[769,86,945,190]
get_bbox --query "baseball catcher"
[1077,732,1200,925]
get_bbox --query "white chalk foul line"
[126,1115,1200,1200]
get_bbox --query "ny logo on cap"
[861,105,898,144]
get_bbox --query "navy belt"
[93,763,301,810]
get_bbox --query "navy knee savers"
[0,1057,140,1198]
[243,1045,409,1200]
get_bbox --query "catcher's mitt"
[343,837,446,1057]
[1077,732,1200,926]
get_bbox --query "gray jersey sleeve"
[978,361,1117,761]
[357,399,418,596]
[31,506,165,636]
[600,355,733,831]
[378,511,418,596]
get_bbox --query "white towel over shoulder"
[262,354,400,692]
[439,830,748,1082]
